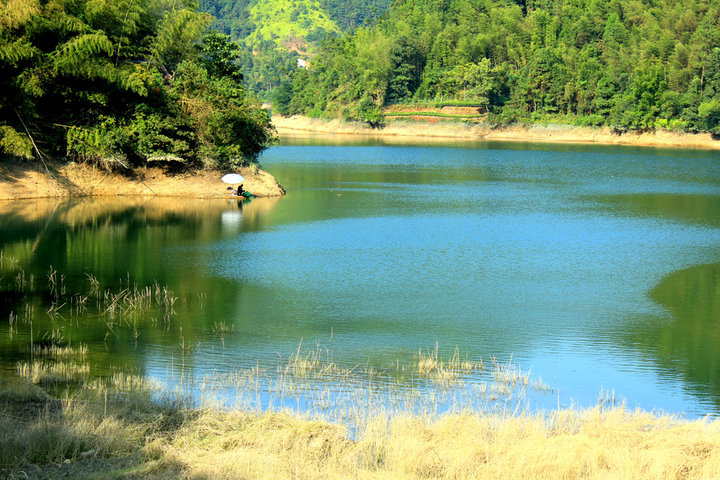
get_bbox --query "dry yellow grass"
[17,359,90,384]
[2,362,719,480]
[154,407,720,480]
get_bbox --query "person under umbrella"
[221,173,256,198]
[222,173,245,196]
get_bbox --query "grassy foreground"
[2,367,719,480]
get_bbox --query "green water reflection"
[0,197,281,376]
[595,193,720,228]
[589,190,720,406]
[644,264,720,403]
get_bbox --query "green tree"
[0,0,274,167]
[197,30,244,81]
[386,36,424,103]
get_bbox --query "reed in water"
[1,343,719,480]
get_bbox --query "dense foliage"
[0,0,274,168]
[278,0,720,133]
[198,0,390,99]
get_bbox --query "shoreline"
[3,367,719,479]
[3,115,716,202]
[272,114,720,150]
[0,161,285,201]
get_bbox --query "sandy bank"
[0,162,285,201]
[273,114,720,149]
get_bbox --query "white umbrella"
[221,173,244,184]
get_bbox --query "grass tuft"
[17,359,90,385]
[416,343,483,386]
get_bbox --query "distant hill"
[245,0,340,51]
[198,0,390,98]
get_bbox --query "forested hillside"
[198,0,390,96]
[0,0,274,167]
[278,0,720,134]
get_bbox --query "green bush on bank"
[0,126,33,160]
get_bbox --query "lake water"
[1,136,719,418]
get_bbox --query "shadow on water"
[650,263,720,401]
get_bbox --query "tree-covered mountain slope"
[277,0,720,135]
[200,0,389,44]
[245,0,340,49]
[198,0,390,98]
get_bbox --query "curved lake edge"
[273,114,720,150]
[0,161,286,201]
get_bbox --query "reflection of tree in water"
[589,190,720,409]
[645,263,720,407]
[0,197,280,377]
[0,198,281,276]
